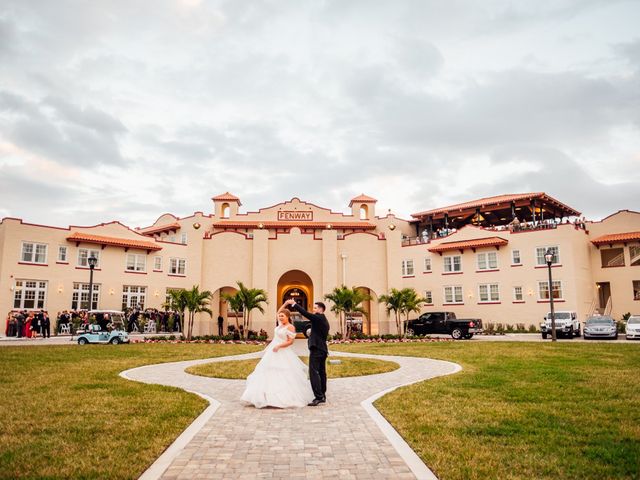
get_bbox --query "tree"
[378,288,405,336]
[379,288,427,336]
[166,288,188,332]
[223,282,268,339]
[183,285,213,341]
[399,288,427,336]
[324,286,370,337]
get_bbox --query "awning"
[428,236,509,254]
[67,232,162,251]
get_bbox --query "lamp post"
[545,248,556,342]
[87,255,98,312]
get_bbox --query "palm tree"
[324,286,370,337]
[183,285,213,341]
[223,282,268,338]
[221,291,244,334]
[399,288,427,336]
[166,288,188,333]
[379,288,405,336]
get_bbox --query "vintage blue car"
[76,324,130,345]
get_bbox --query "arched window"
[221,203,230,218]
[359,204,369,220]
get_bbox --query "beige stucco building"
[1,192,639,336]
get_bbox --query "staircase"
[603,251,625,267]
[603,296,613,316]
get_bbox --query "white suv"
[541,311,581,339]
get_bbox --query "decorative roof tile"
[67,232,162,251]
[591,231,640,246]
[428,236,509,253]
[349,194,377,206]
[212,221,375,230]
[139,222,181,235]
[212,192,242,205]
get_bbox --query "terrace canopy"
[411,192,580,234]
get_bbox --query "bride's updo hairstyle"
[278,309,291,321]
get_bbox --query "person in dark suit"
[285,298,330,406]
[16,311,25,338]
[42,311,51,338]
[217,315,224,336]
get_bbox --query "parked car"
[293,318,312,338]
[404,311,483,339]
[540,311,581,339]
[76,324,130,345]
[625,315,640,340]
[583,315,618,340]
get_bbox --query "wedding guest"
[16,311,25,338]
[42,311,51,338]
[27,312,36,339]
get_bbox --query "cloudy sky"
[1,0,639,227]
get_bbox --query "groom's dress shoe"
[308,398,325,406]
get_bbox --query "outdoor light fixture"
[57,285,63,294]
[388,224,396,230]
[544,248,557,342]
[87,255,97,311]
[109,288,115,295]
[192,222,201,230]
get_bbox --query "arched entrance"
[277,270,314,324]
[356,287,378,335]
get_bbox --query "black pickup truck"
[404,312,483,339]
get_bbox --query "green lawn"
[332,342,640,480]
[186,356,399,379]
[0,343,262,480]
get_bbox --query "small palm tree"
[223,282,268,338]
[400,288,427,336]
[324,286,370,337]
[183,285,213,341]
[166,288,188,332]
[379,288,405,336]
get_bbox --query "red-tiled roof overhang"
[591,231,640,246]
[212,221,376,230]
[212,192,242,205]
[411,192,580,220]
[349,194,377,207]
[139,222,181,235]
[428,236,509,254]
[67,232,162,251]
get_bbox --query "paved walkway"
[121,341,461,480]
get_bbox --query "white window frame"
[126,253,146,272]
[58,246,68,262]
[444,285,463,304]
[477,252,498,271]
[536,246,560,266]
[402,259,415,277]
[511,249,521,265]
[13,280,47,309]
[180,232,188,245]
[154,256,163,271]
[538,280,563,301]
[169,258,186,275]
[424,257,432,272]
[444,255,462,273]
[122,285,147,310]
[71,282,101,310]
[424,290,433,304]
[77,248,101,268]
[21,242,48,264]
[478,283,500,302]
[513,286,524,302]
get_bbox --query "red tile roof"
[139,222,181,235]
[591,231,640,246]
[428,236,509,253]
[67,232,162,251]
[349,194,377,207]
[212,221,376,230]
[412,192,580,218]
[211,192,242,205]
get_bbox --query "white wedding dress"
[241,324,315,408]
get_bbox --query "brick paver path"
[122,341,460,480]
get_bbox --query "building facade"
[1,192,639,336]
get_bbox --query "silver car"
[583,316,618,340]
[626,315,640,340]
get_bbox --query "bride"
[240,303,315,408]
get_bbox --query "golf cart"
[76,310,129,345]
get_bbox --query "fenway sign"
[277,211,314,221]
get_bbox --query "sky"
[1,0,639,228]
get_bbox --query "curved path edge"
[120,348,462,480]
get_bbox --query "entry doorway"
[596,282,611,312]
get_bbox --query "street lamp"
[544,248,556,342]
[87,255,98,312]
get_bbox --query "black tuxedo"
[291,303,329,400]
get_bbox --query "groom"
[285,298,330,406]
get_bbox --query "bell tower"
[212,192,241,218]
[349,194,377,220]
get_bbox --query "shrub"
[528,324,538,333]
